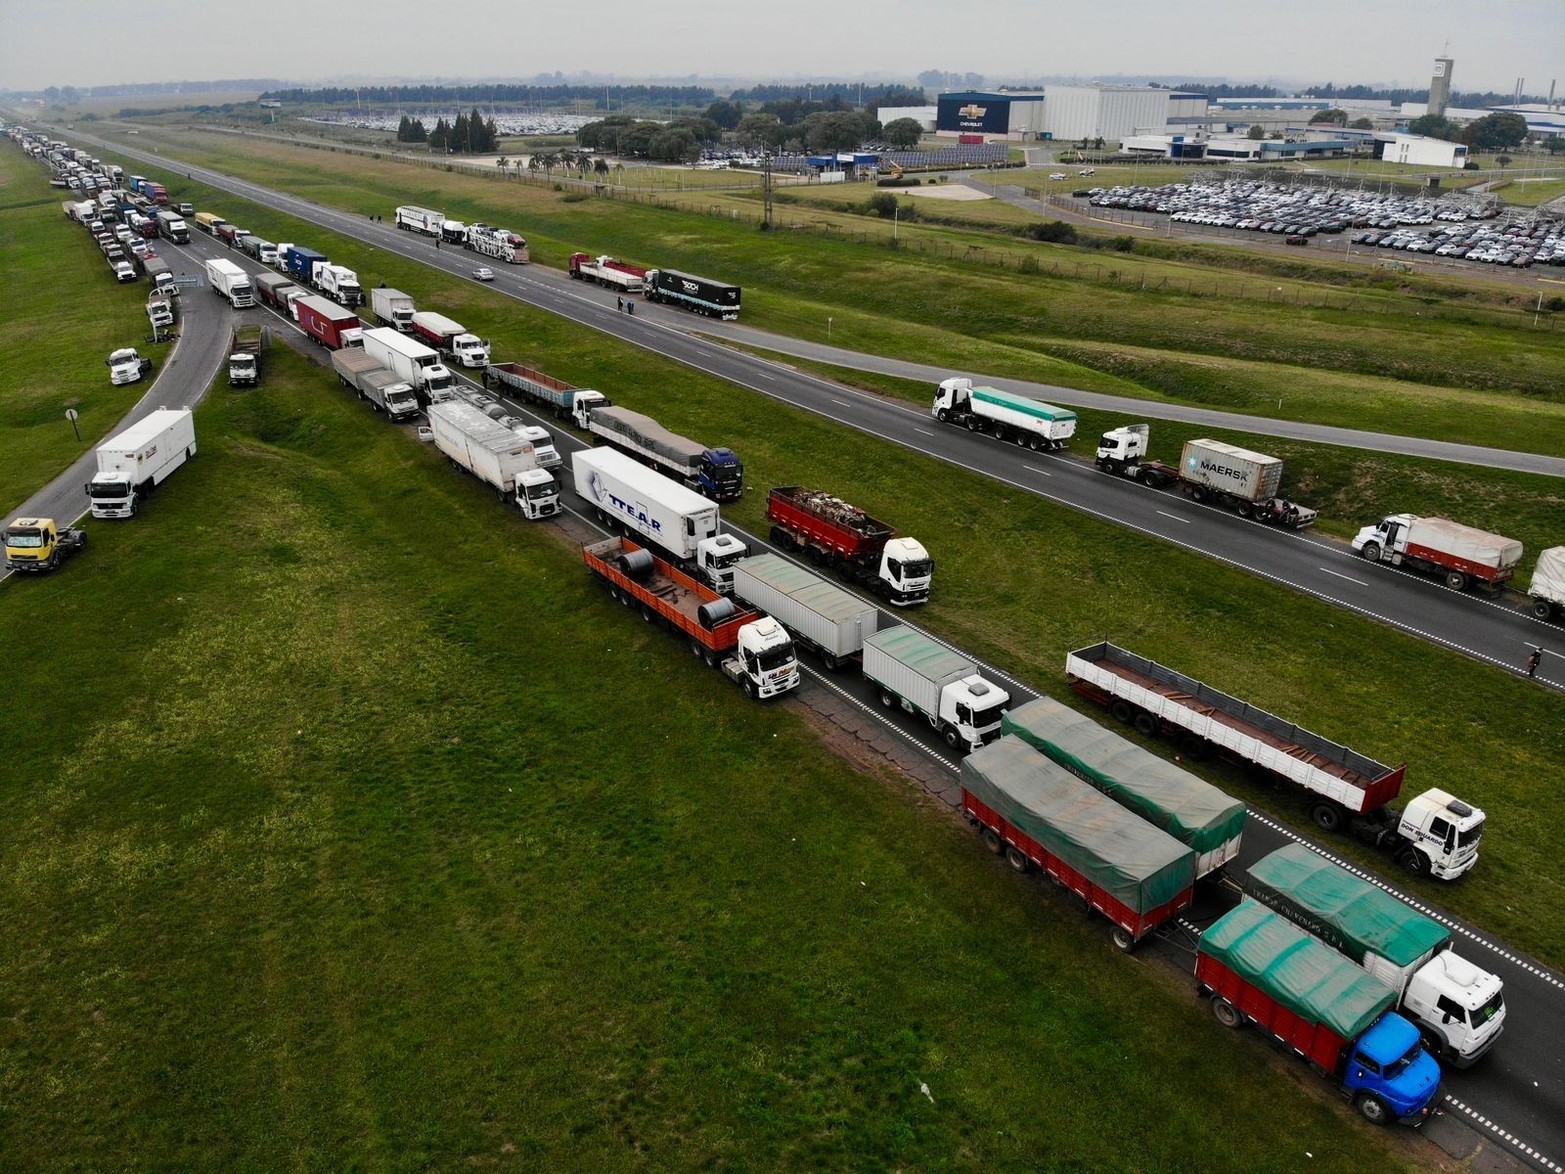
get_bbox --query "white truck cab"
[695,533,750,594]
[724,616,799,699]
[510,424,560,470]
[946,676,1008,751]
[1397,788,1484,880]
[1397,949,1506,1067]
[515,469,560,520]
[452,333,490,368]
[106,347,150,385]
[880,536,933,606]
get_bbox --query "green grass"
[0,347,1433,1171]
[0,149,175,511]
[83,123,1565,454]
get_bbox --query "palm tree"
[495,156,509,173]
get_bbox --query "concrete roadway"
[33,131,1565,1169]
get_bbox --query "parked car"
[473,266,495,282]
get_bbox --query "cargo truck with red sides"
[569,253,647,292]
[294,294,364,350]
[1352,514,1523,593]
[766,486,933,605]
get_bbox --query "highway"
[21,131,1565,1171]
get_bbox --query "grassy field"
[0,150,174,511]
[0,345,1436,1171]
[72,122,1565,455]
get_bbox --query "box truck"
[362,327,456,403]
[1353,514,1524,593]
[331,349,420,421]
[730,553,879,671]
[369,287,416,331]
[428,401,559,520]
[863,626,1009,752]
[85,408,196,518]
[204,258,254,307]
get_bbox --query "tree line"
[397,108,501,154]
[259,83,717,106]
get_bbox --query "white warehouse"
[1044,86,1205,142]
[1378,133,1468,168]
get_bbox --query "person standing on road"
[1527,646,1543,677]
[616,296,623,312]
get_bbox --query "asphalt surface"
[23,131,1565,1171]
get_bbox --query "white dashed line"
[914,427,934,436]
[1444,1096,1564,1172]
[1318,567,1368,586]
[1156,510,1190,525]
[1021,464,1052,477]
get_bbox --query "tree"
[1495,154,1513,170]
[1462,112,1527,151]
[866,192,901,219]
[882,117,923,149]
[803,111,870,153]
[397,115,412,141]
[1309,108,1348,126]
[428,118,450,152]
[704,99,742,131]
[1246,124,1266,140]
[1349,117,1374,129]
[1408,113,1459,140]
[594,157,610,177]
[917,70,947,91]
[495,156,509,172]
[736,113,786,150]
[649,127,700,163]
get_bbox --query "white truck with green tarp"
[932,377,1077,450]
[960,735,1196,950]
[863,626,1009,752]
[1001,695,1247,879]
[1243,844,1505,1066]
[730,553,879,671]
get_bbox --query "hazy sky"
[2,0,1560,96]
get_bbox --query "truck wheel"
[943,726,961,750]
[1005,846,1029,873]
[1028,435,1044,451]
[1534,599,1555,620]
[690,639,703,659]
[1360,542,1381,562]
[965,417,979,432]
[1355,1094,1391,1126]
[1110,700,1133,724]
[936,408,949,423]
[1399,848,1430,877]
[742,677,757,700]
[1211,998,1244,1029]
[1111,926,1136,952]
[981,828,1003,854]
[1132,712,1157,738]
[640,604,656,624]
[822,652,842,671]
[1310,802,1344,833]
[1190,488,1207,504]
[1444,571,1468,591]
[879,689,896,709]
[1014,432,1028,448]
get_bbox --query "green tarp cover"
[864,626,971,683]
[963,736,1195,915]
[1002,697,1248,855]
[1200,901,1396,1038]
[1245,843,1449,967]
[971,386,1077,423]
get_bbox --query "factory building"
[933,86,1206,143]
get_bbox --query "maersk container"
[731,554,879,669]
[961,735,1197,948]
[1178,439,1283,503]
[1001,695,1247,878]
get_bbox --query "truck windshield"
[525,483,556,502]
[710,549,744,570]
[88,480,126,498]
[893,557,934,580]
[757,641,796,672]
[971,700,1007,730]
[1457,818,1483,849]
[6,532,44,548]
[1473,990,1505,1025]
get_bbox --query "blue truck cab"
[699,448,744,502]
[1345,1012,1443,1124]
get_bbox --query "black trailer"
[645,268,741,320]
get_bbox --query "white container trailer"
[85,408,196,519]
[362,327,456,402]
[572,447,722,563]
[932,377,1077,449]
[862,626,1009,752]
[1178,439,1284,502]
[428,402,559,520]
[369,287,415,331]
[395,205,444,235]
[204,258,254,307]
[731,553,879,670]
[1528,546,1565,620]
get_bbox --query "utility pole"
[762,151,774,230]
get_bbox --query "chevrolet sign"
[959,104,986,119]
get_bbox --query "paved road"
[33,132,1565,1170]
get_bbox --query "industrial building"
[933,86,1206,143]
[1377,133,1468,168]
[935,91,1047,139]
[876,105,938,132]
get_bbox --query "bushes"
[1026,220,1077,244]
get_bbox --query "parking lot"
[1081,179,1565,270]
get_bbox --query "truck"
[155,211,189,242]
[240,236,279,265]
[139,255,175,298]
[440,219,468,245]
[467,224,530,264]
[568,252,646,292]
[369,286,416,332]
[193,211,227,236]
[106,347,153,386]
[283,245,328,286]
[204,258,255,308]
[730,553,879,671]
[571,447,748,589]
[216,222,250,249]
[961,735,1196,950]
[84,408,196,518]
[146,292,175,330]
[254,271,301,311]
[228,324,263,386]
[428,401,560,520]
[145,181,167,206]
[647,267,744,319]
[1528,546,1565,620]
[863,626,1009,752]
[510,425,559,470]
[1196,901,1443,1126]
[1065,641,1485,879]
[410,311,489,368]
[582,536,799,700]
[484,361,608,422]
[294,295,363,350]
[1243,844,1505,1066]
[362,327,456,403]
[394,205,444,236]
[331,348,420,421]
[315,263,363,308]
[765,486,933,606]
[4,517,87,573]
[111,259,137,283]
[1096,426,1318,528]
[932,377,1077,451]
[1352,514,1524,593]
[576,404,742,502]
[1000,695,1247,880]
[642,268,740,319]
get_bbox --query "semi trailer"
[1352,514,1523,593]
[568,252,646,292]
[294,295,363,350]
[204,258,254,308]
[315,263,363,308]
[428,401,559,520]
[576,403,742,502]
[765,486,932,606]
[330,349,420,421]
[84,408,196,519]
[485,361,609,421]
[642,268,740,319]
[932,377,1077,450]
[467,224,529,264]
[362,327,456,403]
[730,554,879,671]
[1065,642,1484,879]
[394,206,444,236]
[410,311,489,368]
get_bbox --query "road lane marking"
[1021,464,1052,477]
[913,427,934,435]
[831,398,850,406]
[1155,510,1189,524]
[1318,567,1369,586]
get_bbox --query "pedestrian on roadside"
[435,239,440,250]
[1527,646,1543,677]
[616,296,623,311]
[626,300,635,316]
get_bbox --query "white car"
[1078,168,1096,177]
[473,266,495,282]
[1049,172,1067,181]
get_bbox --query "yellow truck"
[4,517,87,573]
